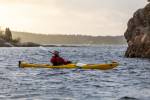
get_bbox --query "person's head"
[53,50,59,56]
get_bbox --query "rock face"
[124,3,150,58]
[0,38,14,47]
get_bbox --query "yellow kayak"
[19,61,119,70]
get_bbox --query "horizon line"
[11,30,124,37]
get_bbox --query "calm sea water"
[0,45,149,100]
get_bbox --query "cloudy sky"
[0,0,147,36]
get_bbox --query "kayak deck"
[19,61,119,70]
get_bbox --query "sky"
[0,0,148,36]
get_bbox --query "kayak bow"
[18,61,119,70]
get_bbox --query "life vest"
[50,56,66,66]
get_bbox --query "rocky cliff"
[124,2,150,58]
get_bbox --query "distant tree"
[5,27,12,41]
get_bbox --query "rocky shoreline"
[0,39,40,47]
[124,2,150,58]
[0,38,40,47]
[0,28,40,47]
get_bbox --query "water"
[0,45,150,100]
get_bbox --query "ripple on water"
[0,46,149,100]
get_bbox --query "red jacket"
[50,55,70,66]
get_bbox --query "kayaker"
[50,50,71,66]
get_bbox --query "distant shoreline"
[0,29,126,47]
[42,44,127,47]
[12,31,126,45]
[0,44,127,48]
